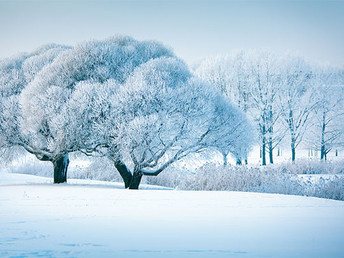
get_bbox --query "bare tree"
[278,55,315,162]
[307,65,344,160]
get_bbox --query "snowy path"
[0,173,344,257]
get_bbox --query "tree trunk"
[320,145,325,160]
[267,106,274,164]
[128,168,143,190]
[268,139,273,164]
[222,153,228,167]
[320,112,326,161]
[114,160,132,188]
[288,109,296,163]
[262,135,266,166]
[53,154,69,184]
[114,160,143,189]
[291,138,296,163]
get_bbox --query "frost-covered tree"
[195,51,285,165]
[0,45,70,155]
[89,57,254,189]
[0,53,28,151]
[194,52,253,165]
[19,36,174,183]
[307,65,344,160]
[196,51,344,164]
[206,96,254,166]
[194,51,250,113]
[278,55,315,162]
[245,51,286,165]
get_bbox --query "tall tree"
[307,65,344,160]
[278,55,315,162]
[194,51,253,164]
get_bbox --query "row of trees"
[0,36,253,188]
[195,51,344,165]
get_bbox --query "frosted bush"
[147,162,344,200]
[277,159,344,174]
[147,164,304,194]
[303,176,344,200]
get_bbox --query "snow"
[1,173,344,257]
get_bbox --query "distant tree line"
[195,51,344,165]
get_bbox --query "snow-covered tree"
[195,51,285,165]
[90,57,254,189]
[19,36,174,183]
[307,65,344,160]
[194,51,250,112]
[0,45,70,153]
[196,51,344,164]
[194,52,253,165]
[278,55,315,162]
[206,96,255,166]
[245,51,286,165]
[0,53,28,151]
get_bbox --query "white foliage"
[101,56,254,175]
[0,44,70,152]
[207,96,255,161]
[19,36,174,160]
[22,44,71,82]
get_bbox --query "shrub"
[147,162,344,200]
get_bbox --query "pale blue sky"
[0,0,343,67]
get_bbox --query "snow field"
[1,173,344,257]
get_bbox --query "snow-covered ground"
[1,173,344,257]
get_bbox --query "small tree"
[206,96,254,166]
